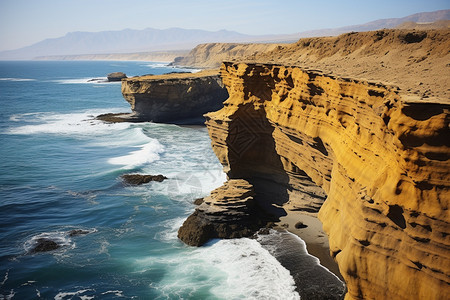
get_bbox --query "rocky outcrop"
[119,70,228,124]
[30,238,60,253]
[178,179,272,246]
[107,72,127,81]
[121,174,167,185]
[180,62,449,299]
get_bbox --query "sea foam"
[52,77,120,84]
[5,110,129,136]
[107,138,164,169]
[136,237,299,299]
[23,231,75,253]
[0,77,36,82]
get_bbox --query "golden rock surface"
[203,62,449,299]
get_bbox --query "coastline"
[274,211,343,280]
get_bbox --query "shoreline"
[274,211,343,281]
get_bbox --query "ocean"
[0,61,347,300]
[0,61,305,299]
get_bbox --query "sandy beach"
[275,211,343,280]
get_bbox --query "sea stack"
[107,72,127,82]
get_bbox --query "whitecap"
[206,239,300,299]
[52,77,120,84]
[136,238,299,299]
[0,289,15,300]
[144,62,170,68]
[54,289,94,300]
[107,138,164,169]
[0,77,35,82]
[5,109,130,136]
[24,231,75,253]
[101,290,124,297]
[154,217,186,243]
[0,269,9,286]
[89,127,151,147]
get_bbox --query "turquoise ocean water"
[0,61,302,299]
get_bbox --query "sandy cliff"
[247,29,450,101]
[115,70,228,124]
[179,61,449,299]
[170,43,282,69]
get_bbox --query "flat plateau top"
[127,69,219,81]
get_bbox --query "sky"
[0,0,448,51]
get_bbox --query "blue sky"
[0,0,448,51]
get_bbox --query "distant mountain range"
[1,9,448,60]
[287,9,450,38]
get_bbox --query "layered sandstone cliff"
[170,43,282,69]
[117,70,228,124]
[179,62,449,299]
[247,29,450,100]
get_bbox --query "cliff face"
[170,43,281,69]
[247,29,450,100]
[179,62,450,299]
[121,70,228,124]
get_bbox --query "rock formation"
[171,29,449,100]
[246,29,450,100]
[179,61,449,299]
[107,72,127,82]
[117,70,228,124]
[170,43,282,69]
[121,174,167,185]
[178,179,272,246]
[29,238,60,253]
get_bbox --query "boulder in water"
[30,238,60,253]
[121,174,168,185]
[107,72,127,82]
[68,229,91,237]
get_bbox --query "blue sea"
[0,61,306,299]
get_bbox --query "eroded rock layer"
[184,62,449,299]
[178,179,271,246]
[121,70,228,124]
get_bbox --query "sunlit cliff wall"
[181,62,449,299]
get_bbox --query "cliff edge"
[170,43,281,69]
[179,62,449,299]
[98,70,229,124]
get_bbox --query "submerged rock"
[68,229,91,237]
[121,174,167,185]
[96,112,140,123]
[30,238,60,253]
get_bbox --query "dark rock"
[121,174,168,185]
[121,72,228,124]
[96,113,140,123]
[193,198,204,205]
[295,221,308,229]
[30,238,60,253]
[107,72,127,82]
[88,78,106,82]
[68,229,90,237]
[178,179,273,246]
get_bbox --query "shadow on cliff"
[225,103,291,219]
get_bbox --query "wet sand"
[274,211,343,280]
